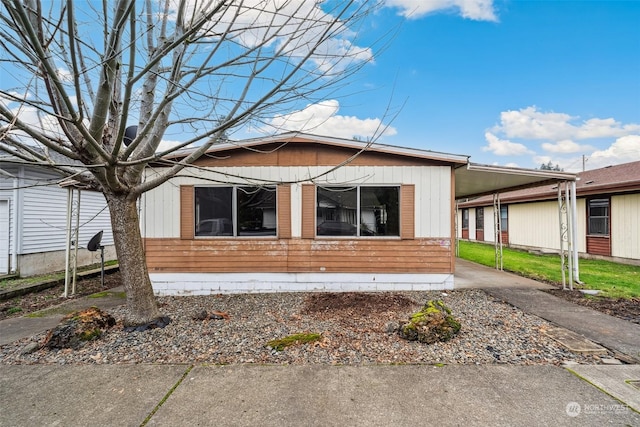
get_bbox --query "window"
[500,205,508,231]
[476,207,484,230]
[461,209,469,229]
[194,186,276,237]
[316,186,399,237]
[588,198,609,236]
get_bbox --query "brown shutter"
[400,184,415,240]
[180,185,194,240]
[301,184,316,239]
[277,185,292,239]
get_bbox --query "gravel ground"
[0,290,608,365]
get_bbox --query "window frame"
[587,197,610,236]
[461,208,469,230]
[315,185,401,238]
[475,207,484,230]
[500,205,508,232]
[194,185,278,238]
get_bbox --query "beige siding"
[505,201,586,252]
[509,202,560,250]
[482,206,495,242]
[143,165,452,239]
[611,193,640,259]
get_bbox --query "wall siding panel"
[145,238,453,274]
[611,194,640,259]
[144,165,453,239]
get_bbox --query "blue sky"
[248,0,640,172]
[2,1,638,173]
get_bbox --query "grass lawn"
[458,240,640,299]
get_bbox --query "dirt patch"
[302,292,420,319]
[545,289,640,325]
[0,272,121,321]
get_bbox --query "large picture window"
[195,186,277,237]
[588,198,609,236]
[316,186,399,237]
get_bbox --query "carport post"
[493,193,503,271]
[570,180,580,283]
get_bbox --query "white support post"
[570,180,580,283]
[71,191,80,295]
[64,188,80,297]
[493,193,503,271]
[557,184,568,290]
[64,188,72,298]
[454,201,459,257]
[565,182,573,290]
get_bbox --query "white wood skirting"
[150,272,454,295]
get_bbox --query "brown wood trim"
[400,184,415,240]
[461,230,469,239]
[301,184,315,239]
[476,230,484,241]
[180,185,194,240]
[277,185,292,239]
[586,235,611,256]
[190,143,456,168]
[144,237,453,274]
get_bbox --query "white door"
[0,200,9,274]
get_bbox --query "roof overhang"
[455,162,576,199]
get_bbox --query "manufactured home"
[142,133,577,294]
[457,160,640,265]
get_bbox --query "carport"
[454,162,578,289]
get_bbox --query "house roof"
[458,160,640,207]
[169,132,577,198]
[171,132,471,165]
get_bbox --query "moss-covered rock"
[44,306,115,350]
[398,300,460,344]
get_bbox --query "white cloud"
[384,0,497,21]
[482,132,533,156]
[259,100,397,140]
[494,106,640,141]
[542,139,593,154]
[170,1,373,73]
[586,135,640,170]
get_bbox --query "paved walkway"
[0,260,638,426]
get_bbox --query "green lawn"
[458,240,640,299]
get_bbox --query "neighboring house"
[142,133,470,294]
[141,133,576,295]
[457,160,640,265]
[0,161,116,276]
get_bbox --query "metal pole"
[557,185,566,290]
[571,180,580,283]
[64,188,72,298]
[71,191,80,295]
[565,182,573,290]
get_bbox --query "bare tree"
[0,0,384,326]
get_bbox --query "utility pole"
[582,155,587,172]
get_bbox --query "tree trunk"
[106,193,161,326]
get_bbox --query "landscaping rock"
[44,307,116,350]
[398,300,461,344]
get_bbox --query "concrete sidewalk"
[1,364,638,426]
